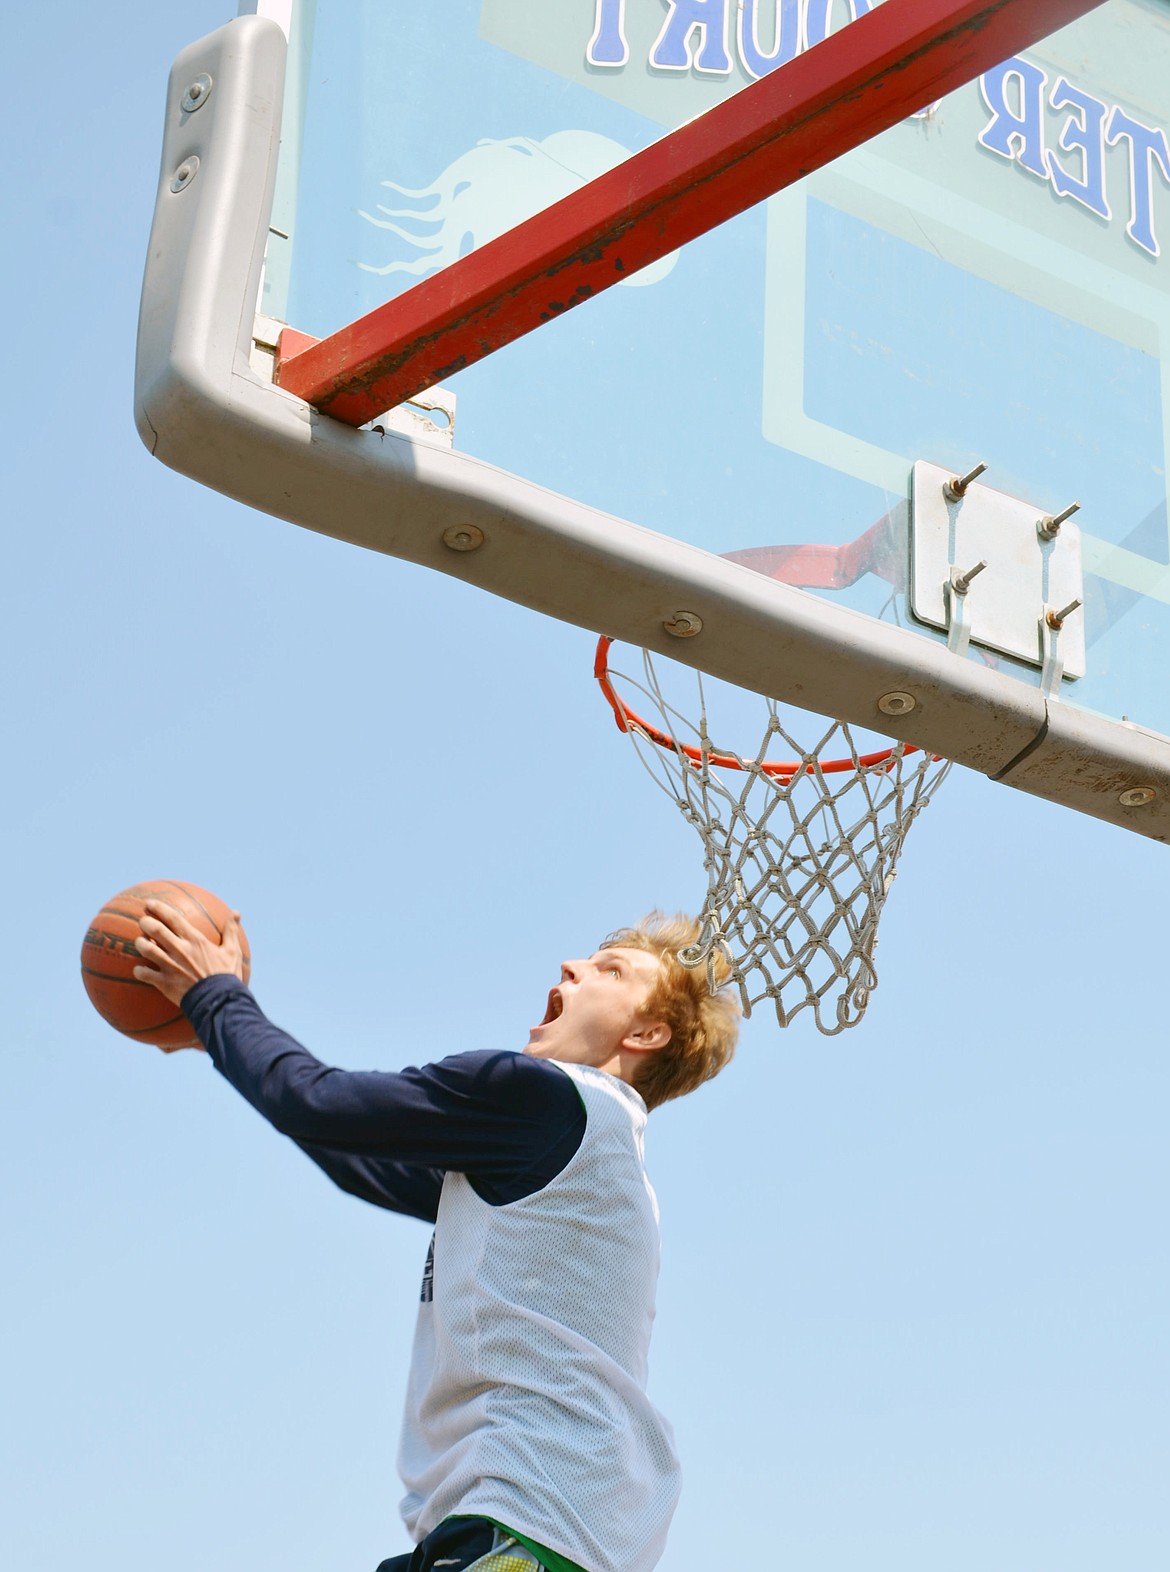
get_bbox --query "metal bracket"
[944,561,986,657]
[1039,614,1066,698]
[1039,598,1085,697]
[910,461,1086,681]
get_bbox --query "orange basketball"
[81,880,251,1050]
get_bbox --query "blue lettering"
[738,0,800,79]
[588,11,1168,267]
[1106,106,1170,258]
[1046,78,1110,220]
[650,0,733,75]
[978,57,1048,179]
[804,0,874,50]
[587,0,629,68]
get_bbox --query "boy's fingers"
[138,915,186,957]
[142,899,200,941]
[134,934,174,966]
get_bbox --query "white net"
[603,646,952,1034]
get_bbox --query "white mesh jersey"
[398,1059,681,1572]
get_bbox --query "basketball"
[81,880,251,1050]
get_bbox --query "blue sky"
[1,4,1167,1571]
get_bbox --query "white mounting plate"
[909,461,1086,680]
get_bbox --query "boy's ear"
[622,1019,672,1054]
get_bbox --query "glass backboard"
[133,1,1170,840]
[257,0,1170,738]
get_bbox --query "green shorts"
[376,1514,587,1572]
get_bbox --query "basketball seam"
[124,1015,190,1037]
[81,970,192,1036]
[80,965,157,988]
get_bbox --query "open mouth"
[539,988,564,1027]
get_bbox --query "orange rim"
[594,636,915,780]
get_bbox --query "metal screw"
[664,611,703,638]
[441,524,484,552]
[170,156,200,193]
[950,560,987,596]
[1037,501,1080,541]
[943,462,987,503]
[1045,598,1082,631]
[877,691,917,716]
[181,73,213,112]
[1119,786,1157,807]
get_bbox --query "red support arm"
[276,0,1105,427]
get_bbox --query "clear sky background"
[2,4,1168,1571]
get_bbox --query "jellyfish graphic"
[358,130,679,287]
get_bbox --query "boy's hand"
[133,899,247,1007]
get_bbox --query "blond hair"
[603,913,739,1110]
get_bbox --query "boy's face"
[526,946,669,1065]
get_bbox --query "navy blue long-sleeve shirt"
[183,975,587,1222]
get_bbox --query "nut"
[1118,786,1157,807]
[170,157,200,193]
[877,691,917,716]
[181,74,213,112]
[441,524,485,553]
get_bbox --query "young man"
[134,901,739,1572]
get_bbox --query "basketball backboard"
[136,0,1170,839]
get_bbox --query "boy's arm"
[183,975,585,1207]
[132,904,584,1208]
[292,1141,443,1221]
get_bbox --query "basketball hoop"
[595,636,951,1034]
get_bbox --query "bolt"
[950,560,987,596]
[1037,501,1080,541]
[877,691,916,716]
[1045,598,1082,631]
[1118,786,1157,807]
[181,74,213,113]
[664,611,703,638]
[942,462,987,503]
[170,156,200,193]
[441,524,484,552]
